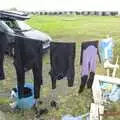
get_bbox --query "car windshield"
[16,20,31,31]
[4,20,31,31]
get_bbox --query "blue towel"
[16,83,36,109]
[99,39,113,61]
[100,83,120,102]
[109,85,120,102]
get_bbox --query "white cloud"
[0,0,120,11]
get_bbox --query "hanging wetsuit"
[49,42,76,89]
[0,32,8,80]
[14,35,43,99]
[79,40,101,93]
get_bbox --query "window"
[4,20,20,30]
[4,20,31,31]
[16,20,31,31]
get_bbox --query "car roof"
[0,10,30,21]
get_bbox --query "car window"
[0,21,14,33]
[0,22,4,32]
[4,20,21,30]
[16,20,31,31]
[4,20,31,32]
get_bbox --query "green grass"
[27,15,120,40]
[0,15,120,120]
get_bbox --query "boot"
[87,72,95,89]
[78,75,88,94]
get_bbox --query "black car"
[0,10,52,56]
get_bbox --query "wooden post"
[90,103,104,120]
[112,56,119,77]
[107,68,110,76]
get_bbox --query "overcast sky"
[0,0,120,11]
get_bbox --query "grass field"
[0,15,120,120]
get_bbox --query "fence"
[26,11,119,16]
